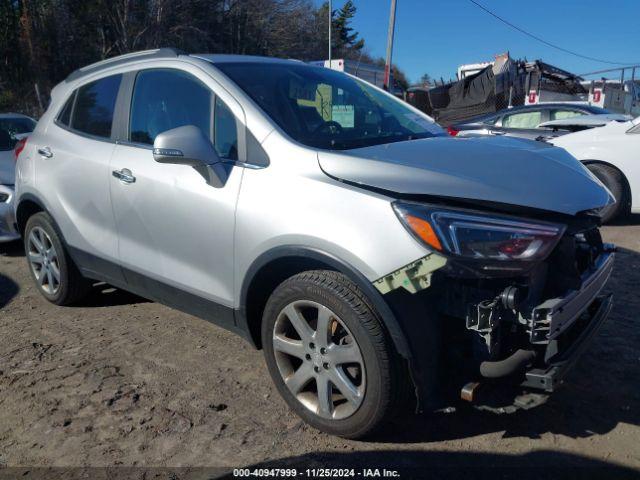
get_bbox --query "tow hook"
[461,382,481,402]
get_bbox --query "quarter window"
[129,69,212,145]
[71,74,122,138]
[214,97,239,160]
[57,92,75,127]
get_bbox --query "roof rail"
[65,48,186,83]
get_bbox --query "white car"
[0,113,37,241]
[538,113,632,131]
[552,116,640,222]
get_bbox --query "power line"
[468,0,640,66]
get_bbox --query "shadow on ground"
[0,239,24,258]
[0,272,19,308]
[0,240,148,308]
[77,282,150,308]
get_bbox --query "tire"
[24,212,92,305]
[261,270,407,438]
[586,163,627,223]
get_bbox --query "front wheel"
[262,270,406,438]
[586,163,627,223]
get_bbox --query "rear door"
[30,75,124,282]
[109,67,244,320]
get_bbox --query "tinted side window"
[549,109,585,121]
[214,97,238,160]
[71,74,122,138]
[502,111,542,129]
[57,92,75,127]
[129,69,212,145]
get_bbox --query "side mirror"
[153,125,227,187]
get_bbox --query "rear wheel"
[24,212,92,305]
[262,270,406,438]
[586,163,627,223]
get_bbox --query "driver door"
[109,68,244,324]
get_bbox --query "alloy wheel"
[27,226,61,295]
[272,300,366,420]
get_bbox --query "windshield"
[0,117,36,151]
[216,62,445,150]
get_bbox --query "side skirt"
[68,246,251,342]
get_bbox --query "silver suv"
[15,49,616,438]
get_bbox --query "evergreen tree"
[332,0,364,55]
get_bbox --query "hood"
[318,136,614,216]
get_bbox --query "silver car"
[14,49,615,438]
[0,113,36,242]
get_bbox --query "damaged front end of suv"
[321,136,617,413]
[377,202,614,412]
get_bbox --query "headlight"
[393,202,566,271]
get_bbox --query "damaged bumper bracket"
[523,293,613,392]
[528,248,615,344]
[373,253,447,294]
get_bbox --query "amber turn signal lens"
[405,214,442,251]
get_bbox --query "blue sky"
[314,0,640,83]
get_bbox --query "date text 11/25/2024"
[233,468,401,477]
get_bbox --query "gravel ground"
[1,219,639,476]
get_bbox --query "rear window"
[71,74,122,138]
[0,117,37,151]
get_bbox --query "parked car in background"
[552,116,640,223]
[538,113,632,133]
[15,49,615,438]
[0,113,36,242]
[447,103,614,140]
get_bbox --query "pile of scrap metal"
[524,61,588,105]
[416,53,526,125]
[408,53,588,127]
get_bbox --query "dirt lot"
[1,219,640,476]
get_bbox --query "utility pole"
[328,0,332,67]
[383,0,398,91]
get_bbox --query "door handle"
[112,168,136,184]
[37,146,53,158]
[490,130,507,136]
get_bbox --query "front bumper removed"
[463,249,615,412]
